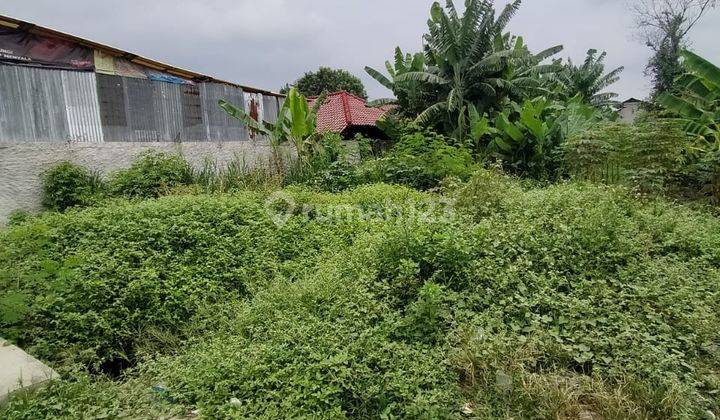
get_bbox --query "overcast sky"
[2,0,719,100]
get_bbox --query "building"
[0,14,284,222]
[618,98,644,123]
[0,14,284,143]
[309,91,393,139]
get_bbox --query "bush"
[0,186,410,372]
[672,145,720,205]
[370,126,474,190]
[288,132,362,192]
[563,120,687,197]
[107,151,193,198]
[41,162,103,211]
[2,176,720,418]
[6,209,34,226]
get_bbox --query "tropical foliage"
[108,151,194,198]
[392,0,564,140]
[658,50,720,143]
[364,47,430,115]
[554,49,624,109]
[6,2,720,419]
[3,174,720,418]
[467,95,604,177]
[363,0,624,178]
[220,88,327,160]
[41,162,103,211]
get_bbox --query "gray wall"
[618,102,642,124]
[0,66,104,142]
[0,63,288,224]
[0,63,282,143]
[0,64,289,223]
[0,140,279,224]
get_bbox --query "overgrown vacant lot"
[2,172,720,419]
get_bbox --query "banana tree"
[469,95,601,177]
[219,88,327,160]
[658,50,720,145]
[364,47,427,115]
[392,0,563,141]
[553,49,624,109]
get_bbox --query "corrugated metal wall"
[95,73,251,142]
[202,82,247,141]
[263,94,279,124]
[0,65,103,142]
[0,63,281,143]
[61,71,104,142]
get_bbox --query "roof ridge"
[308,90,367,103]
[341,92,352,123]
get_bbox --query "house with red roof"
[308,91,394,139]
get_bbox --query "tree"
[220,88,327,161]
[282,67,367,99]
[631,0,717,96]
[393,0,563,140]
[658,50,720,143]
[556,49,624,109]
[364,47,432,116]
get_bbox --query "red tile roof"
[308,91,393,133]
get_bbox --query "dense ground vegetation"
[2,171,720,418]
[2,1,720,418]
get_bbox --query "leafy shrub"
[562,122,626,183]
[107,151,193,198]
[289,132,367,192]
[0,185,421,372]
[41,161,103,211]
[2,176,720,418]
[0,193,336,371]
[353,133,376,160]
[564,120,686,196]
[669,142,720,205]
[6,209,34,226]
[370,126,474,190]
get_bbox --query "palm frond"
[658,92,705,119]
[583,49,598,69]
[533,45,564,62]
[531,63,561,75]
[219,100,270,136]
[365,66,394,90]
[494,0,521,31]
[596,66,624,90]
[309,91,329,116]
[682,50,720,88]
[395,71,449,85]
[385,61,395,78]
[416,101,449,125]
[367,98,399,107]
[394,47,404,72]
[445,0,460,24]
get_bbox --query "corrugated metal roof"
[0,14,284,98]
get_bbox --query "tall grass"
[192,153,285,192]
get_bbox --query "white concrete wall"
[619,102,641,123]
[0,141,279,223]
